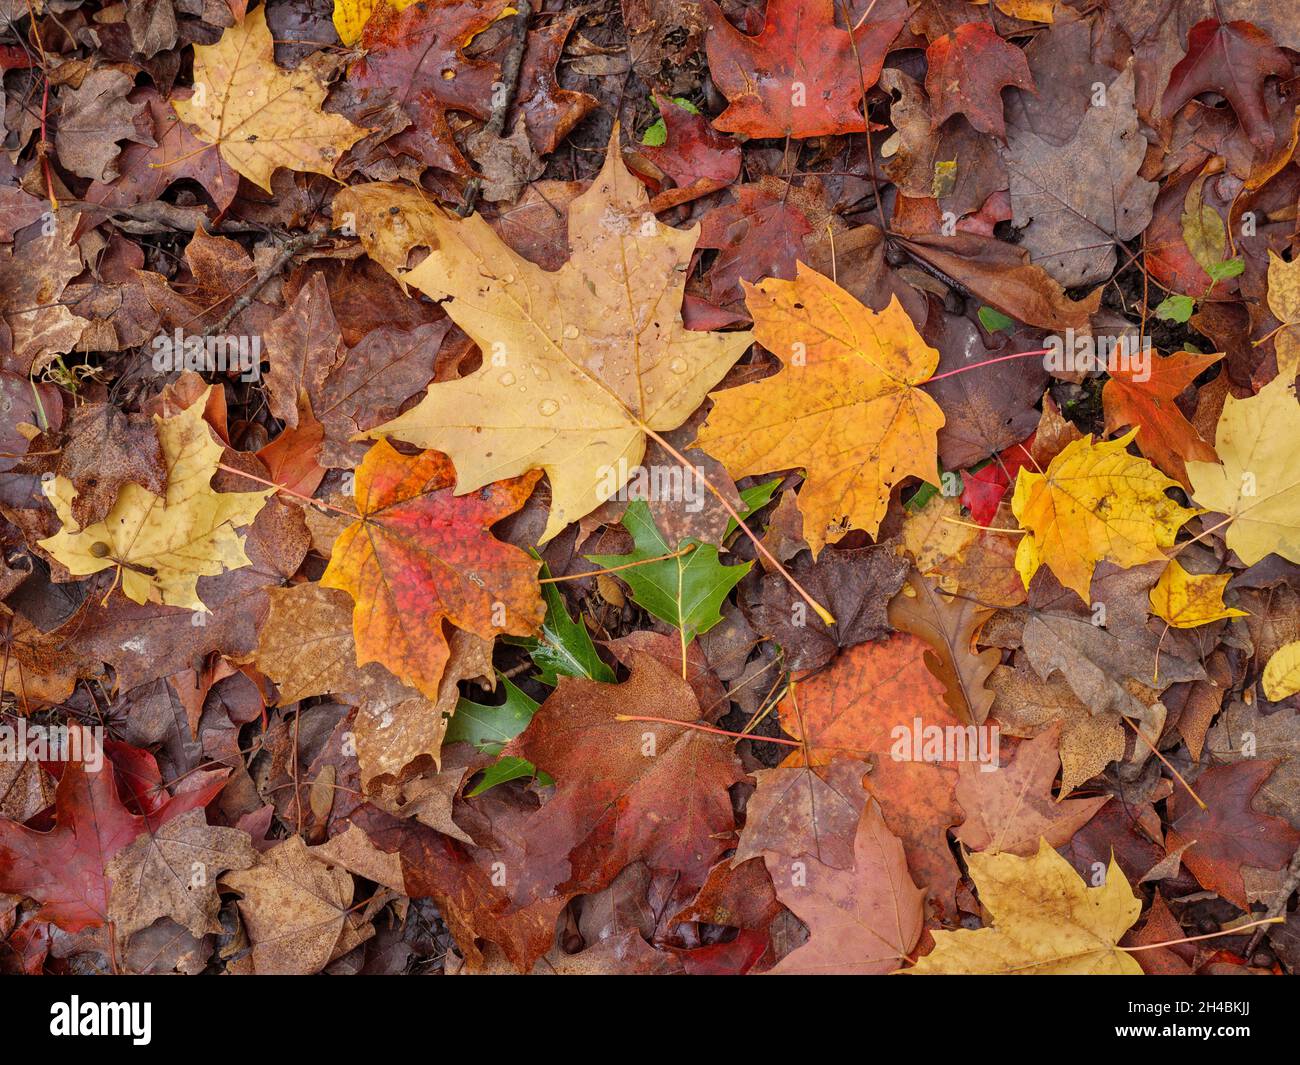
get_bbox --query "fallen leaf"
[172,7,368,191]
[320,439,543,700]
[907,841,1142,974]
[696,263,944,554]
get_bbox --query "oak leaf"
[696,263,945,554]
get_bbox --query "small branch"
[459,0,531,217]
[202,226,330,337]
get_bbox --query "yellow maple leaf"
[1267,250,1300,374]
[694,263,945,555]
[1149,560,1247,628]
[332,0,417,45]
[334,129,753,543]
[1263,640,1300,702]
[1011,430,1197,602]
[905,840,1142,974]
[38,388,272,611]
[172,7,368,192]
[1187,372,1300,566]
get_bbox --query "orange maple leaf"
[322,439,544,699]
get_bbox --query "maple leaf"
[171,7,368,192]
[733,758,870,870]
[1167,760,1300,909]
[332,0,418,45]
[766,799,924,975]
[106,809,255,940]
[695,263,945,555]
[954,725,1109,856]
[640,94,741,212]
[502,653,744,902]
[906,841,1142,974]
[262,271,450,467]
[0,733,225,932]
[39,387,273,612]
[346,0,508,175]
[1102,348,1221,486]
[587,500,752,645]
[1011,429,1198,603]
[1017,563,1204,720]
[1149,560,1248,628]
[321,439,543,701]
[1266,250,1300,373]
[1187,373,1300,566]
[778,635,965,915]
[925,21,1034,141]
[703,0,905,138]
[337,129,752,543]
[988,665,1126,797]
[1003,64,1157,288]
[696,180,820,309]
[745,543,907,671]
[222,836,371,975]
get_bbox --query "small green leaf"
[1205,257,1244,282]
[449,675,554,797]
[448,674,539,754]
[511,558,616,685]
[467,757,551,798]
[977,306,1014,333]
[725,476,782,537]
[1155,294,1195,323]
[641,96,700,146]
[589,500,751,642]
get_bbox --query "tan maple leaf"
[39,387,272,611]
[334,128,754,542]
[172,8,368,191]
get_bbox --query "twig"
[459,0,531,217]
[1246,844,1300,955]
[202,226,330,337]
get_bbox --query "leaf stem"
[613,714,803,747]
[539,544,697,583]
[639,425,835,625]
[925,348,1050,383]
[214,462,363,520]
